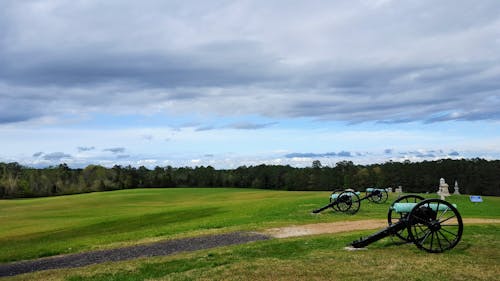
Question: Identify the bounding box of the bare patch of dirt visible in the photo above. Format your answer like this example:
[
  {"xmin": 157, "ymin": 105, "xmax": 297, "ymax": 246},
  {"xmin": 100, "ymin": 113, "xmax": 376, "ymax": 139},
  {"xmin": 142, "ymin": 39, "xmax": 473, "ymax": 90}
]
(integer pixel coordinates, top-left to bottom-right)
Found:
[
  {"xmin": 463, "ymin": 218, "xmax": 500, "ymax": 224},
  {"xmin": 265, "ymin": 218, "xmax": 500, "ymax": 238},
  {"xmin": 265, "ymin": 219, "xmax": 387, "ymax": 238}
]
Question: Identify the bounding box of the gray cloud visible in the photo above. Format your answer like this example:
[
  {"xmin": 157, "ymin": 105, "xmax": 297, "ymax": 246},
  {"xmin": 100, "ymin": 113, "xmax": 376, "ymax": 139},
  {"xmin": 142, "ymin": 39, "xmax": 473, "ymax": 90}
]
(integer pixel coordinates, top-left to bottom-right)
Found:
[
  {"xmin": 415, "ymin": 153, "xmax": 436, "ymax": 158},
  {"xmin": 337, "ymin": 151, "xmax": 353, "ymax": 157},
  {"xmin": 103, "ymin": 147, "xmax": 126, "ymax": 154},
  {"xmin": 384, "ymin": 149, "xmax": 393, "ymax": 155},
  {"xmin": 196, "ymin": 122, "xmax": 277, "ymax": 131},
  {"xmin": 286, "ymin": 153, "xmax": 330, "ymax": 158},
  {"xmin": 77, "ymin": 146, "xmax": 95, "ymax": 152},
  {"xmin": 0, "ymin": 86, "xmax": 47, "ymax": 123},
  {"xmin": 33, "ymin": 152, "xmax": 43, "ymax": 157},
  {"xmin": 285, "ymin": 152, "xmax": 350, "ymax": 158},
  {"xmin": 0, "ymin": 110, "xmax": 39, "ymax": 123},
  {"xmin": 398, "ymin": 150, "xmax": 461, "ymax": 158},
  {"xmin": 226, "ymin": 122, "xmax": 277, "ymax": 130},
  {"xmin": 195, "ymin": 126, "xmax": 215, "ymax": 132},
  {"xmin": 0, "ymin": 1, "xmax": 499, "ymax": 124},
  {"xmin": 42, "ymin": 152, "xmax": 72, "ymax": 161}
]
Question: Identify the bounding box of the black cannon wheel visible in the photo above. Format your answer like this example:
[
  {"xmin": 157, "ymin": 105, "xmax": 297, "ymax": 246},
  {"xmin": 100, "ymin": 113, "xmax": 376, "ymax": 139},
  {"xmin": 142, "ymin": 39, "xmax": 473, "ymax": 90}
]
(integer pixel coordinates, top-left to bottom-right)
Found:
[
  {"xmin": 387, "ymin": 194, "xmax": 425, "ymax": 242},
  {"xmin": 407, "ymin": 199, "xmax": 463, "ymax": 253},
  {"xmin": 336, "ymin": 191, "xmax": 361, "ymax": 214},
  {"xmin": 366, "ymin": 189, "xmax": 388, "ymax": 204},
  {"xmin": 330, "ymin": 189, "xmax": 345, "ymax": 211}
]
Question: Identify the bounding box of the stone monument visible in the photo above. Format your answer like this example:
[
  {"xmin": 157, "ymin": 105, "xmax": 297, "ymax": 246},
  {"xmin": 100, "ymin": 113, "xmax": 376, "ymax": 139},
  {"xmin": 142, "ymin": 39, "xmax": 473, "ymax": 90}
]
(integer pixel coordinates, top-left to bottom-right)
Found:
[
  {"xmin": 453, "ymin": 180, "xmax": 460, "ymax": 195},
  {"xmin": 395, "ymin": 186, "xmax": 403, "ymax": 193},
  {"xmin": 437, "ymin": 178, "xmax": 450, "ymax": 200}
]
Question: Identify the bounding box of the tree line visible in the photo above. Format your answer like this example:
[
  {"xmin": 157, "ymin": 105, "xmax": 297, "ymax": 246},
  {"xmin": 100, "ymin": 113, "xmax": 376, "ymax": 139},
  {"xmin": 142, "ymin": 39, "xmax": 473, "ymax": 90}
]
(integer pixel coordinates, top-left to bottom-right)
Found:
[{"xmin": 1, "ymin": 158, "xmax": 499, "ymax": 199}]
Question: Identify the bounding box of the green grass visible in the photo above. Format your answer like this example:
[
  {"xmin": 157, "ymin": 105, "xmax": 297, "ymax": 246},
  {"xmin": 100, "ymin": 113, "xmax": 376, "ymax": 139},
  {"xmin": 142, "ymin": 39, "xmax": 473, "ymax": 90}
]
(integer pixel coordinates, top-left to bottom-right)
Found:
[
  {"xmin": 0, "ymin": 188, "xmax": 327, "ymax": 262},
  {"xmin": 0, "ymin": 188, "xmax": 499, "ymax": 280},
  {"xmin": 5, "ymin": 224, "xmax": 500, "ymax": 281},
  {"xmin": 67, "ymin": 225, "xmax": 500, "ymax": 281}
]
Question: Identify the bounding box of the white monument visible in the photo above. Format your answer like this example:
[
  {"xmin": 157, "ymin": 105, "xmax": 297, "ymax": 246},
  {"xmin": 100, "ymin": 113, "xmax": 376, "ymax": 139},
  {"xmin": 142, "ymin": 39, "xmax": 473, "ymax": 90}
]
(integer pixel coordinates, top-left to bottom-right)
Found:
[
  {"xmin": 395, "ymin": 186, "xmax": 403, "ymax": 193},
  {"xmin": 437, "ymin": 178, "xmax": 450, "ymax": 200},
  {"xmin": 453, "ymin": 180, "xmax": 460, "ymax": 195}
]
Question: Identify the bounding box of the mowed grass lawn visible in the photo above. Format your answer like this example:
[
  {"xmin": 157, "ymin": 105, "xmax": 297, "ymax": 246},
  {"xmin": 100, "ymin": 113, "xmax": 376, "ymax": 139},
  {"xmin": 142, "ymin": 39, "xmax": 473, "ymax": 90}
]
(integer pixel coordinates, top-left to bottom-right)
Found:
[{"xmin": 1, "ymin": 188, "xmax": 499, "ymax": 281}]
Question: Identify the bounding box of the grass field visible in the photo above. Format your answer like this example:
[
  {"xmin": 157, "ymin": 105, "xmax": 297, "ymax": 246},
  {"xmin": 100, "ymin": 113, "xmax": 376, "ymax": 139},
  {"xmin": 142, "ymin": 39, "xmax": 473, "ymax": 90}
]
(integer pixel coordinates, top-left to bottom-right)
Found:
[{"xmin": 1, "ymin": 188, "xmax": 499, "ymax": 280}]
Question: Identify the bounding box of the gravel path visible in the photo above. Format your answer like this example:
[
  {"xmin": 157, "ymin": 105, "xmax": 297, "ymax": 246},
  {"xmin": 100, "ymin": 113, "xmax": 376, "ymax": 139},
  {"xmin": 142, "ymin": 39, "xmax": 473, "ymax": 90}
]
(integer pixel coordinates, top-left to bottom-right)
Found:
[{"xmin": 0, "ymin": 232, "xmax": 270, "ymax": 277}]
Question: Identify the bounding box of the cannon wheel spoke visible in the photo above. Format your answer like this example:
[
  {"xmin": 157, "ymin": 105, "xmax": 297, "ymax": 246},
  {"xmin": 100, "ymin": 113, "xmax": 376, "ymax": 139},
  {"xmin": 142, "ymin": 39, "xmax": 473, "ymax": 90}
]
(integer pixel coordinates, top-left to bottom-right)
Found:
[
  {"xmin": 414, "ymin": 224, "xmax": 428, "ymax": 239},
  {"xmin": 418, "ymin": 229, "xmax": 432, "ymax": 244},
  {"xmin": 437, "ymin": 230, "xmax": 452, "ymax": 248},
  {"xmin": 435, "ymin": 230, "xmax": 443, "ymax": 251},
  {"xmin": 435, "ymin": 227, "xmax": 457, "ymax": 252},
  {"xmin": 439, "ymin": 215, "xmax": 457, "ymax": 224},
  {"xmin": 439, "ymin": 227, "xmax": 459, "ymax": 237},
  {"xmin": 388, "ymin": 195, "xmax": 425, "ymax": 242},
  {"xmin": 408, "ymin": 199, "xmax": 463, "ymax": 253}
]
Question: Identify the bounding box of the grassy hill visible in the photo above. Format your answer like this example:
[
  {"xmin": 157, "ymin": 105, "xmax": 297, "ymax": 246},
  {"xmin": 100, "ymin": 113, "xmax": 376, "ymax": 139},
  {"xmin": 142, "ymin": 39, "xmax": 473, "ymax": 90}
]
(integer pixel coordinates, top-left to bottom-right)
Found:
[{"xmin": 1, "ymin": 188, "xmax": 499, "ymax": 280}]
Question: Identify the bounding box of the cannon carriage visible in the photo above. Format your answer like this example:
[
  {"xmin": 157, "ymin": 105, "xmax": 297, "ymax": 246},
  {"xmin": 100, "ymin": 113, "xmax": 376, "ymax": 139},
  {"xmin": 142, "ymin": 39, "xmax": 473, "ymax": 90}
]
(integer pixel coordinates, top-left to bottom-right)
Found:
[
  {"xmin": 312, "ymin": 188, "xmax": 389, "ymax": 215},
  {"xmin": 350, "ymin": 195, "xmax": 463, "ymax": 253}
]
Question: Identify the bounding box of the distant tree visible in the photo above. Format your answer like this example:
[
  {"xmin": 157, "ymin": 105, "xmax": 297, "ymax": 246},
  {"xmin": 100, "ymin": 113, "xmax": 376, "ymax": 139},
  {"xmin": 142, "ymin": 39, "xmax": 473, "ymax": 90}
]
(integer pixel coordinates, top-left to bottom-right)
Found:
[{"xmin": 312, "ymin": 160, "xmax": 322, "ymax": 169}]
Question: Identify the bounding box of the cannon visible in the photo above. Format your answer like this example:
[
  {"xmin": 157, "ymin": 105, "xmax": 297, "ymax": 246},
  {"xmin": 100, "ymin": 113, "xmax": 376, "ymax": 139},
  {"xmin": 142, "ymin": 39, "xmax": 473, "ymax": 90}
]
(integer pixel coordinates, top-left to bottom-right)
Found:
[
  {"xmin": 350, "ymin": 195, "xmax": 463, "ymax": 253},
  {"xmin": 312, "ymin": 190, "xmax": 361, "ymax": 214},
  {"xmin": 363, "ymin": 188, "xmax": 388, "ymax": 204},
  {"xmin": 312, "ymin": 188, "xmax": 388, "ymax": 215}
]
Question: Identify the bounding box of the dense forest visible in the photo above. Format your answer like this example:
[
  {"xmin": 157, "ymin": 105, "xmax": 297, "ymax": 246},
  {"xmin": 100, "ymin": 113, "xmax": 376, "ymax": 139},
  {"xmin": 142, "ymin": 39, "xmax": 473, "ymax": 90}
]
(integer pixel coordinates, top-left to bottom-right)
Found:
[{"xmin": 1, "ymin": 158, "xmax": 499, "ymax": 199}]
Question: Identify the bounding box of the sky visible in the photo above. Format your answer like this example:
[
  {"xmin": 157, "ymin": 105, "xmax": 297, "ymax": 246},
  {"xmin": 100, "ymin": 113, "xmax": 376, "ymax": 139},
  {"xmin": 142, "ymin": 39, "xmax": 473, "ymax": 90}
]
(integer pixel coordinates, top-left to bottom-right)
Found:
[{"xmin": 1, "ymin": 0, "xmax": 500, "ymax": 169}]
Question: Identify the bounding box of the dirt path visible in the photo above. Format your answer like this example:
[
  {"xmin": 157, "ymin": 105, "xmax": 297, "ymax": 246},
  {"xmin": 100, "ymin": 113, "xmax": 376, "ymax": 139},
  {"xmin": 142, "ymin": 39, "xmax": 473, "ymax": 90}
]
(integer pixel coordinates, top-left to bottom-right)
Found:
[
  {"xmin": 1, "ymin": 218, "xmax": 498, "ymax": 277},
  {"xmin": 265, "ymin": 218, "xmax": 500, "ymax": 238},
  {"xmin": 265, "ymin": 219, "xmax": 387, "ymax": 238}
]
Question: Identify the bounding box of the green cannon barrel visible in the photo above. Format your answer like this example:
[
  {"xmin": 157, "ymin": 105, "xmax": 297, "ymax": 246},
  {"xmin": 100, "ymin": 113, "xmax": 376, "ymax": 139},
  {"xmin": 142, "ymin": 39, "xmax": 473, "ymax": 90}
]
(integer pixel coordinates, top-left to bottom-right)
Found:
[
  {"xmin": 331, "ymin": 191, "xmax": 360, "ymax": 200},
  {"xmin": 365, "ymin": 188, "xmax": 386, "ymax": 193},
  {"xmin": 392, "ymin": 202, "xmax": 457, "ymax": 213}
]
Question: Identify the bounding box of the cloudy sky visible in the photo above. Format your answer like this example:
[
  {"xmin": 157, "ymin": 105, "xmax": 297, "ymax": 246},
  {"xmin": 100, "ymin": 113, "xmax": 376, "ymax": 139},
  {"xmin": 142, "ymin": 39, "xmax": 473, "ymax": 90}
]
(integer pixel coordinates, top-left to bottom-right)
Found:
[{"xmin": 1, "ymin": 0, "xmax": 499, "ymax": 168}]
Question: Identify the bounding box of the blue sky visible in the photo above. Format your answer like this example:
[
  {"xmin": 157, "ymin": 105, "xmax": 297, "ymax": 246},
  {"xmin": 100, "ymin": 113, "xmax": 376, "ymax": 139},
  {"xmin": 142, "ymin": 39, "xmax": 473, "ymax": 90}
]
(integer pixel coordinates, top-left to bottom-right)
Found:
[{"xmin": 1, "ymin": 0, "xmax": 500, "ymax": 168}]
